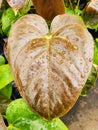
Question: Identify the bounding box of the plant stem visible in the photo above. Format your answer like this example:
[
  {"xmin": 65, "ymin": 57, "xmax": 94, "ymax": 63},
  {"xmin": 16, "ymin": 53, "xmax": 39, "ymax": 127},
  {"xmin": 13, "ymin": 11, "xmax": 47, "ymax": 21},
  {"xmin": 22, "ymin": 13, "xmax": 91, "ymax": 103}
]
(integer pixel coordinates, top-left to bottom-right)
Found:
[{"xmin": 68, "ymin": 0, "xmax": 73, "ymax": 9}]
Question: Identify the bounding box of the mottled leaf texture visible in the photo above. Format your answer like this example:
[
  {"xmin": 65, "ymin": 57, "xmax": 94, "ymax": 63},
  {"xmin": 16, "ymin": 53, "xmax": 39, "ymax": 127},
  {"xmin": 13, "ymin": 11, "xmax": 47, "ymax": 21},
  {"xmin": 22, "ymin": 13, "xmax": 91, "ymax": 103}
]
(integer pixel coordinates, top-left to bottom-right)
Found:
[
  {"xmin": 84, "ymin": 0, "xmax": 98, "ymax": 14},
  {"xmin": 7, "ymin": 14, "xmax": 94, "ymax": 120},
  {"xmin": 6, "ymin": 0, "xmax": 28, "ymax": 11},
  {"xmin": 32, "ymin": 0, "xmax": 65, "ymax": 20}
]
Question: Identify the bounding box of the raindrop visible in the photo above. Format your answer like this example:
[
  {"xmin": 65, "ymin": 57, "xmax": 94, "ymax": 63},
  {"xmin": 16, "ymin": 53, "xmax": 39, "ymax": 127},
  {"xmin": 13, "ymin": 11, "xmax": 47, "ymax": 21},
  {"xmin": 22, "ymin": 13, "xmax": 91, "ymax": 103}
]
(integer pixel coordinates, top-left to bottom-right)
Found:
[
  {"xmin": 59, "ymin": 60, "xmax": 63, "ymax": 64},
  {"xmin": 81, "ymin": 74, "xmax": 85, "ymax": 78},
  {"xmin": 89, "ymin": 58, "xmax": 92, "ymax": 62},
  {"xmin": 84, "ymin": 65, "xmax": 89, "ymax": 73},
  {"xmin": 46, "ymin": 55, "xmax": 49, "ymax": 60},
  {"xmin": 73, "ymin": 45, "xmax": 78, "ymax": 50}
]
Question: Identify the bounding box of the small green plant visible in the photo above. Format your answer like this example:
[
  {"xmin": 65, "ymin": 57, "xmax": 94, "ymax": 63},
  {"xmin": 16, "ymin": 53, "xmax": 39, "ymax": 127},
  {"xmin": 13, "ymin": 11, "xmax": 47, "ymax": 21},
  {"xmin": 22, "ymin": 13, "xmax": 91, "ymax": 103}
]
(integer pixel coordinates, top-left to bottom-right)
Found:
[
  {"xmin": 0, "ymin": 55, "xmax": 13, "ymax": 113},
  {"xmin": 6, "ymin": 99, "xmax": 68, "ymax": 130}
]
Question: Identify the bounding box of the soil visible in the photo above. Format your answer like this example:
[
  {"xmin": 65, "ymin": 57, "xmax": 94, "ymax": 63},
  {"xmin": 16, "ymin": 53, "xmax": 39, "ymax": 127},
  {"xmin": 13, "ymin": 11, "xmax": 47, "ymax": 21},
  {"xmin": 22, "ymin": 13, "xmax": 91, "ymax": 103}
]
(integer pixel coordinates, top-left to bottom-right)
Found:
[{"xmin": 61, "ymin": 80, "xmax": 98, "ymax": 130}]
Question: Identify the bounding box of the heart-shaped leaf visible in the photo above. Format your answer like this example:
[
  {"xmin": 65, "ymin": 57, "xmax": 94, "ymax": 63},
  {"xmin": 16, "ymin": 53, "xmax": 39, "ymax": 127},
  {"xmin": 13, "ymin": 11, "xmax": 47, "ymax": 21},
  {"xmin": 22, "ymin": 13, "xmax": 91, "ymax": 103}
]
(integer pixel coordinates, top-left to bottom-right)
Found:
[{"xmin": 7, "ymin": 14, "xmax": 94, "ymax": 120}]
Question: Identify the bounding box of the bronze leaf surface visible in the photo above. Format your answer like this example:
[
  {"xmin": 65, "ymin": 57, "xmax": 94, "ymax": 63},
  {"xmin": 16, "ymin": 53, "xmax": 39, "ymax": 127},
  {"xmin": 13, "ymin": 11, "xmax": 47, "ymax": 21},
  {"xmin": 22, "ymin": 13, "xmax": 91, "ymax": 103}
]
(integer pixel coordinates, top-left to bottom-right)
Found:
[{"xmin": 7, "ymin": 14, "xmax": 94, "ymax": 120}]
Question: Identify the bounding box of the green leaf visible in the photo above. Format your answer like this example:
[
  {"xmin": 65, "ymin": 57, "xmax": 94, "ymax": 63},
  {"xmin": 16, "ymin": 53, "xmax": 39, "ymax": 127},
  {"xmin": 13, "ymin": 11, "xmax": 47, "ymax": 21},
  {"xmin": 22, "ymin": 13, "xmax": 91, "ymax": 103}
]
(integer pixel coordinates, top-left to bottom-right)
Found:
[
  {"xmin": 0, "ymin": 64, "xmax": 13, "ymax": 89},
  {"xmin": 1, "ymin": 8, "xmax": 20, "ymax": 36},
  {"xmin": 74, "ymin": 8, "xmax": 82, "ymax": 16},
  {"xmin": 66, "ymin": 7, "xmax": 83, "ymax": 22},
  {"xmin": 6, "ymin": 99, "xmax": 68, "ymax": 130},
  {"xmin": 81, "ymin": 65, "xmax": 98, "ymax": 96},
  {"xmin": 0, "ymin": 55, "xmax": 5, "ymax": 66},
  {"xmin": 93, "ymin": 38, "xmax": 98, "ymax": 65},
  {"xmin": 66, "ymin": 7, "xmax": 74, "ymax": 14},
  {"xmin": 0, "ymin": 84, "xmax": 12, "ymax": 99},
  {"xmin": 1, "ymin": 1, "xmax": 32, "ymax": 36}
]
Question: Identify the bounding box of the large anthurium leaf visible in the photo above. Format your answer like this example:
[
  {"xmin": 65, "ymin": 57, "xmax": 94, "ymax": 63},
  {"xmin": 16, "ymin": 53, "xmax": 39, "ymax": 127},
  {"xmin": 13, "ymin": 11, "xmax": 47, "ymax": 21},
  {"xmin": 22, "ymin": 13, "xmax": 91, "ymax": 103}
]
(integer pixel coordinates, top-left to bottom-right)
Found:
[
  {"xmin": 7, "ymin": 14, "xmax": 94, "ymax": 120},
  {"xmin": 6, "ymin": 99, "xmax": 68, "ymax": 130},
  {"xmin": 0, "ymin": 64, "xmax": 13, "ymax": 89}
]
